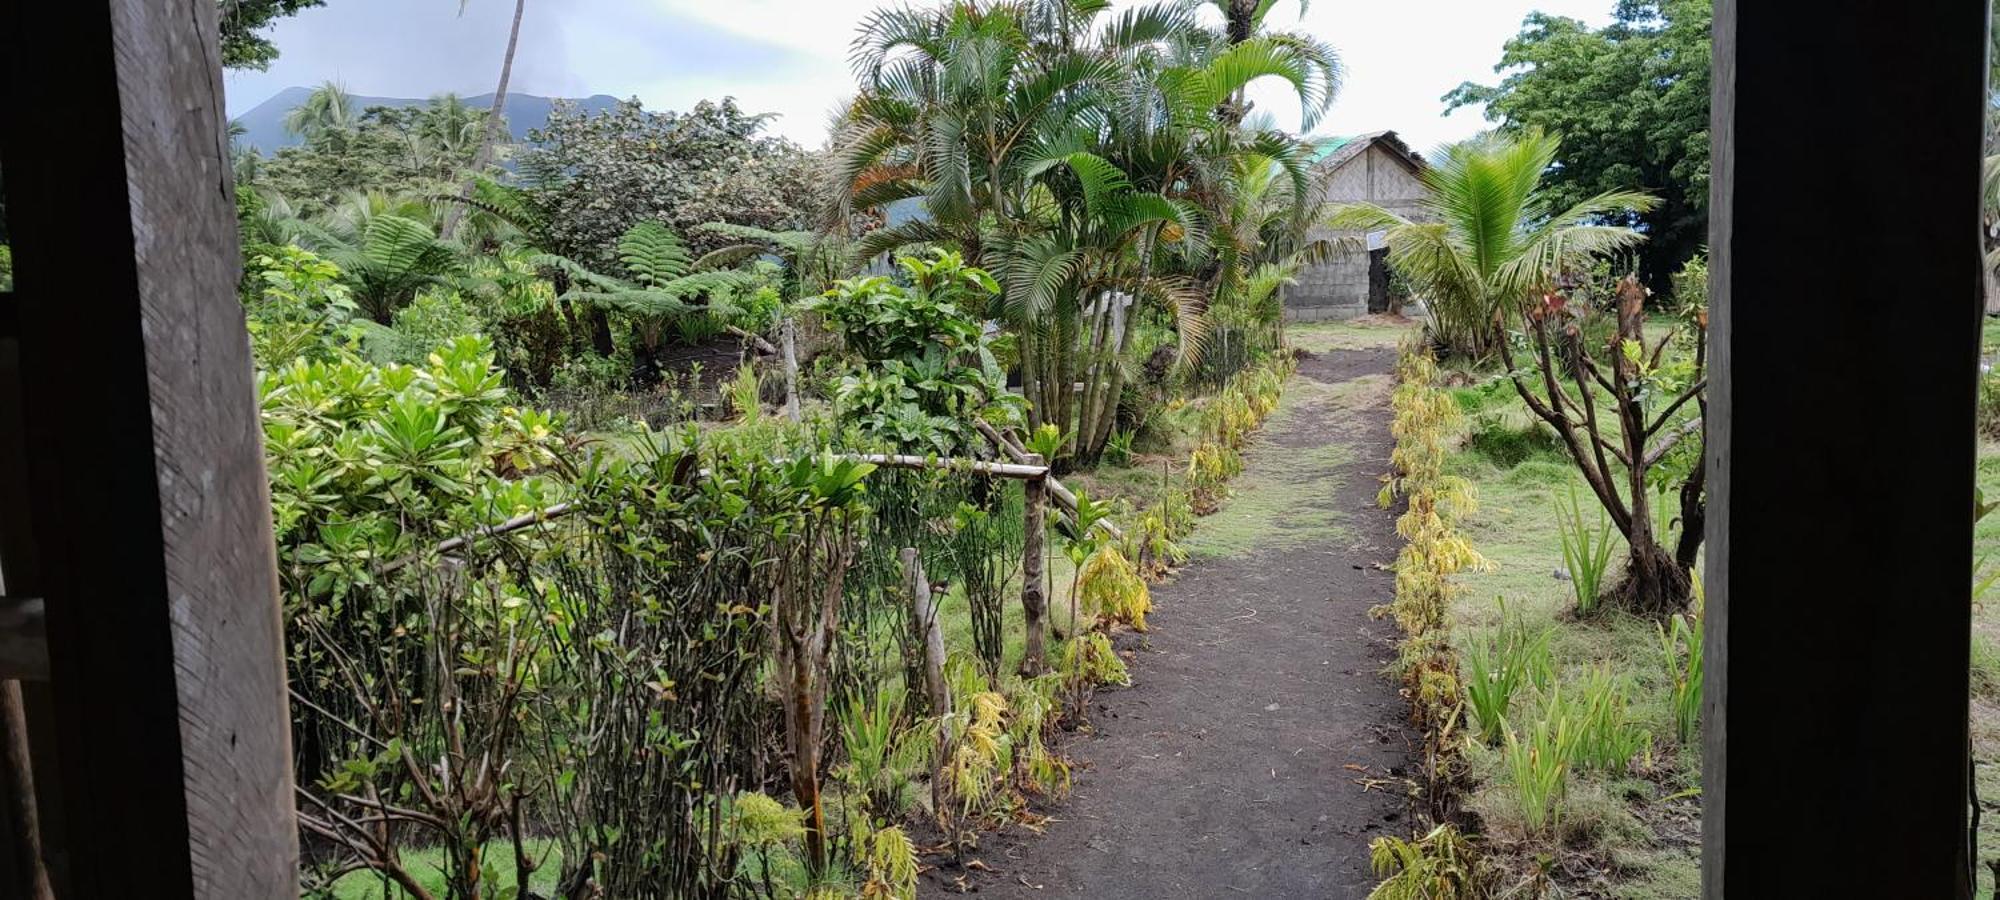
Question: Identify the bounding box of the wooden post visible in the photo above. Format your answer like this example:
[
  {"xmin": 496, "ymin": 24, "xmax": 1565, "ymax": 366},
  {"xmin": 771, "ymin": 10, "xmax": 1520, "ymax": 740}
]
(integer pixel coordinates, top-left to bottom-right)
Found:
[
  {"xmin": 2, "ymin": 2, "xmax": 297, "ymax": 896},
  {"xmin": 1021, "ymin": 456, "xmax": 1049, "ymax": 676},
  {"xmin": 0, "ymin": 684, "xmax": 49, "ymax": 900},
  {"xmin": 900, "ymin": 548, "xmax": 950, "ymax": 719},
  {"xmin": 782, "ymin": 316, "xmax": 803, "ymax": 424},
  {"xmin": 1704, "ymin": 0, "xmax": 1982, "ymax": 895}
]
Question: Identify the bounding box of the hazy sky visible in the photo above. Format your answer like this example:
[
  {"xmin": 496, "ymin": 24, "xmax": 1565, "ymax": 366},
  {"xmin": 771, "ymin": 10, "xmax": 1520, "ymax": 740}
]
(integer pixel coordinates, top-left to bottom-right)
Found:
[{"xmin": 223, "ymin": 0, "xmax": 1612, "ymax": 152}]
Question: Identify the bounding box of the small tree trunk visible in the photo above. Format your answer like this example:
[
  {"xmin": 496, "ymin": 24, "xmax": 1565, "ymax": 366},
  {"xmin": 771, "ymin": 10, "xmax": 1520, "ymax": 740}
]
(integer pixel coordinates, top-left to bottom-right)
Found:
[
  {"xmin": 902, "ymin": 548, "xmax": 950, "ymax": 719},
  {"xmin": 781, "ymin": 316, "xmax": 802, "ymax": 423},
  {"xmin": 1020, "ymin": 462, "xmax": 1049, "ymax": 676}
]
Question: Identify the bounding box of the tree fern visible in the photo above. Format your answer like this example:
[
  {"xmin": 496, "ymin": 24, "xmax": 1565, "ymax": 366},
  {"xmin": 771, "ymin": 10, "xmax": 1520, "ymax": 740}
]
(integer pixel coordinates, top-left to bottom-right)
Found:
[{"xmin": 616, "ymin": 222, "xmax": 694, "ymax": 289}]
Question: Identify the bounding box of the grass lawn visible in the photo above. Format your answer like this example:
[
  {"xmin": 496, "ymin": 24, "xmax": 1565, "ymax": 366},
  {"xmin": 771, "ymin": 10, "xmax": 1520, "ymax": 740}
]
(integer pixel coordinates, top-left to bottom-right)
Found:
[{"xmin": 1438, "ymin": 358, "xmax": 1703, "ymax": 898}]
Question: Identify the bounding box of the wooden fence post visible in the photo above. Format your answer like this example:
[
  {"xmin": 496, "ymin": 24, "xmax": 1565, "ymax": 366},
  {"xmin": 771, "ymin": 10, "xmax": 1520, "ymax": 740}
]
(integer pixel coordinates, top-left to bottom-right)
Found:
[
  {"xmin": 901, "ymin": 548, "xmax": 950, "ymax": 718},
  {"xmin": 1021, "ymin": 456, "xmax": 1049, "ymax": 676}
]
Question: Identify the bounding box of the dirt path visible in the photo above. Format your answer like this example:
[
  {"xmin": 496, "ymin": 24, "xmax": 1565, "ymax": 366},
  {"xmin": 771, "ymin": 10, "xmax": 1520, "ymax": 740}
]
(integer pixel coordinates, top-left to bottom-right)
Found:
[{"xmin": 927, "ymin": 343, "xmax": 1412, "ymax": 898}]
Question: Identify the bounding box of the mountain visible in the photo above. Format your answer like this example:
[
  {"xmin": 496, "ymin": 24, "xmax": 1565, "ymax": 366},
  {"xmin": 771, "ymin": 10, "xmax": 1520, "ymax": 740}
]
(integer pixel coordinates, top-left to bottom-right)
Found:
[{"xmin": 232, "ymin": 87, "xmax": 622, "ymax": 154}]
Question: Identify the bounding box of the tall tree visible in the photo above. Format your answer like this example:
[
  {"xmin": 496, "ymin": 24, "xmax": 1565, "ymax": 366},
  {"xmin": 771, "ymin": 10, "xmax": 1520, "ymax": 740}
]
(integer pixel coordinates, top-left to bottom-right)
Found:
[
  {"xmin": 1206, "ymin": 0, "xmax": 1342, "ymax": 128},
  {"xmin": 218, "ymin": 0, "xmax": 326, "ymax": 70},
  {"xmin": 440, "ymin": 0, "xmax": 528, "ymax": 242},
  {"xmin": 1443, "ymin": 0, "xmax": 1710, "ymax": 292}
]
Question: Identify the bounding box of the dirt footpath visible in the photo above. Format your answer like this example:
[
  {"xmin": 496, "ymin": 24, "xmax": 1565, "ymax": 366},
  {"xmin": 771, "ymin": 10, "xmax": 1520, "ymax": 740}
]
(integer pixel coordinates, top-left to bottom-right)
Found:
[{"xmin": 926, "ymin": 344, "xmax": 1413, "ymax": 898}]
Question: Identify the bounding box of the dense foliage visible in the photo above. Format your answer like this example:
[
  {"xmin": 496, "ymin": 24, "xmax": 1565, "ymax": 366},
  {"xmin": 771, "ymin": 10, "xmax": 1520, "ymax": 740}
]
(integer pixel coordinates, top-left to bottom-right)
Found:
[
  {"xmin": 519, "ymin": 98, "xmax": 823, "ymax": 265},
  {"xmin": 219, "ymin": 0, "xmax": 326, "ymax": 70},
  {"xmin": 1444, "ymin": 0, "xmax": 1712, "ymax": 290},
  {"xmin": 219, "ymin": 2, "xmax": 1329, "ymax": 896},
  {"xmin": 243, "ymin": 91, "xmax": 489, "ymax": 213},
  {"xmin": 833, "ymin": 0, "xmax": 1336, "ymax": 464}
]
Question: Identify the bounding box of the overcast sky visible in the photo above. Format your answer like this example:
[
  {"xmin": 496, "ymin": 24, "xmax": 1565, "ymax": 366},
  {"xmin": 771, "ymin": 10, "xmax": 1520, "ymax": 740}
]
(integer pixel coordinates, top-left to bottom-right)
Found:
[{"xmin": 223, "ymin": 0, "xmax": 1612, "ymax": 152}]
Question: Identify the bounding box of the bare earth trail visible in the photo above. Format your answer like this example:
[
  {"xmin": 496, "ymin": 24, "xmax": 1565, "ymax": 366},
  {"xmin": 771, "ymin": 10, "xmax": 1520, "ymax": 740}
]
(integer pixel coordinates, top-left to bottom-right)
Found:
[{"xmin": 928, "ymin": 341, "xmax": 1413, "ymax": 898}]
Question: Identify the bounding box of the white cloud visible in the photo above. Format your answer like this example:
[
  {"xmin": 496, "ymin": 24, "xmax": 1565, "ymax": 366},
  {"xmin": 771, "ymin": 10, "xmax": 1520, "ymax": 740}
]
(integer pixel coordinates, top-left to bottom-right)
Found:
[{"xmin": 228, "ymin": 0, "xmax": 1616, "ymax": 151}]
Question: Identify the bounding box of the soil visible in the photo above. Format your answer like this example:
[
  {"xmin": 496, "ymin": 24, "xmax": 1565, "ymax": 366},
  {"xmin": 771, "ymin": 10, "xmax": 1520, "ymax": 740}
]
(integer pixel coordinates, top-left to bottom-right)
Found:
[{"xmin": 924, "ymin": 346, "xmax": 1414, "ymax": 898}]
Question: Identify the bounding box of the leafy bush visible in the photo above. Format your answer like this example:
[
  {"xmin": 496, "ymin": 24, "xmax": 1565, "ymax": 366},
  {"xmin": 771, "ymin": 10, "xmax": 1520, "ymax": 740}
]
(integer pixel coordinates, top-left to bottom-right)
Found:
[
  {"xmin": 1079, "ymin": 544, "xmax": 1152, "ymax": 631},
  {"xmin": 368, "ymin": 286, "xmax": 486, "ymax": 365},
  {"xmin": 244, "ymin": 245, "xmax": 363, "ymax": 366},
  {"xmin": 811, "ymin": 250, "xmax": 1022, "ymax": 454},
  {"xmin": 260, "ymin": 334, "xmax": 564, "ymax": 592},
  {"xmin": 1368, "ymin": 824, "xmax": 1482, "ymax": 900}
]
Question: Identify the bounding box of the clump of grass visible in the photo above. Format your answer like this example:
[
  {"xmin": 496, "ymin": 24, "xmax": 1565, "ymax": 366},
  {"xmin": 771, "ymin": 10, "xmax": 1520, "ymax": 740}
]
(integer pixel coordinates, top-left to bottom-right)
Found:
[
  {"xmin": 728, "ymin": 362, "xmax": 761, "ymax": 423},
  {"xmin": 1567, "ymin": 664, "xmax": 1651, "ymax": 775},
  {"xmin": 1503, "ymin": 698, "xmax": 1575, "ymax": 837},
  {"xmin": 1463, "ymin": 410, "xmax": 1565, "ymax": 468},
  {"xmin": 1657, "ymin": 576, "xmax": 1706, "ymax": 746},
  {"xmin": 1973, "ymin": 633, "xmax": 2000, "ymax": 699},
  {"xmin": 1464, "ymin": 599, "xmax": 1554, "ymax": 745},
  {"xmin": 1555, "ymin": 485, "xmax": 1618, "ymax": 616}
]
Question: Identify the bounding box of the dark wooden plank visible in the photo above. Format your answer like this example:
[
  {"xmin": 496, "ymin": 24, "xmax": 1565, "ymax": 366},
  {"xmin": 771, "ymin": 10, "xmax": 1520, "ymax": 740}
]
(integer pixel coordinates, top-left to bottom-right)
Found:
[
  {"xmin": 1704, "ymin": 1, "xmax": 1983, "ymax": 895},
  {"xmin": 1, "ymin": 1, "xmax": 296, "ymax": 897}
]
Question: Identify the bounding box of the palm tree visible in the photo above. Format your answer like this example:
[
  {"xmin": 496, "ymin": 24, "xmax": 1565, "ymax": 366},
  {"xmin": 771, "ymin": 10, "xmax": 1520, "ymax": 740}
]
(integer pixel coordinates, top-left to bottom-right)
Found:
[
  {"xmin": 835, "ymin": 0, "xmax": 1332, "ymax": 464},
  {"xmin": 440, "ymin": 0, "xmax": 527, "ymax": 241},
  {"xmin": 1331, "ymin": 131, "xmax": 1706, "ymax": 614},
  {"xmin": 1327, "ymin": 131, "xmax": 1656, "ymax": 358},
  {"xmin": 1204, "ymin": 0, "xmax": 1343, "ymax": 128},
  {"xmin": 283, "ymin": 81, "xmax": 357, "ymax": 141}
]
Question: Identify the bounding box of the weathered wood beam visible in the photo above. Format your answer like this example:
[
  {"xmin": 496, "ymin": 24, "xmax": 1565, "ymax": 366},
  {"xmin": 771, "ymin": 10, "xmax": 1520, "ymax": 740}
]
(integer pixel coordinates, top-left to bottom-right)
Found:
[
  {"xmin": 973, "ymin": 420, "xmax": 1124, "ymax": 539},
  {"xmin": 4, "ymin": 2, "xmax": 297, "ymax": 896},
  {"xmin": 1704, "ymin": 0, "xmax": 1982, "ymax": 894},
  {"xmin": 845, "ymin": 453, "xmax": 1049, "ymax": 480}
]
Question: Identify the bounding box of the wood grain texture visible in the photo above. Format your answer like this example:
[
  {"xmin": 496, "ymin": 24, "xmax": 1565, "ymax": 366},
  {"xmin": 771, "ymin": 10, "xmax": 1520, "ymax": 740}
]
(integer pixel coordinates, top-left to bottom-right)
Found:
[
  {"xmin": 2, "ymin": 1, "xmax": 295, "ymax": 897},
  {"xmin": 112, "ymin": 1, "xmax": 298, "ymax": 894}
]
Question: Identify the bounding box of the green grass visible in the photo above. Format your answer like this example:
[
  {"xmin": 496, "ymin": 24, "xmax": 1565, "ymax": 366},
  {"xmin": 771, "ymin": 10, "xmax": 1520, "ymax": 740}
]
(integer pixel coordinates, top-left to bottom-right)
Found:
[
  {"xmin": 1284, "ymin": 317, "xmax": 1412, "ymax": 353},
  {"xmin": 1443, "ymin": 377, "xmax": 1700, "ymax": 894},
  {"xmin": 1182, "ymin": 373, "xmax": 1381, "ymax": 560},
  {"xmin": 329, "ymin": 840, "xmax": 563, "ymax": 899}
]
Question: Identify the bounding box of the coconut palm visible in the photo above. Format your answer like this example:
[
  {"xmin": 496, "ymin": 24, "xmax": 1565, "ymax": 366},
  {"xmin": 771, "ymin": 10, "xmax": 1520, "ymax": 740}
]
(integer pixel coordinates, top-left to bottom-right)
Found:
[
  {"xmin": 1326, "ymin": 130, "xmax": 1656, "ymax": 358},
  {"xmin": 283, "ymin": 81, "xmax": 358, "ymax": 141},
  {"xmin": 441, "ymin": 0, "xmax": 527, "ymax": 240},
  {"xmin": 1204, "ymin": 0, "xmax": 1343, "ymax": 128}
]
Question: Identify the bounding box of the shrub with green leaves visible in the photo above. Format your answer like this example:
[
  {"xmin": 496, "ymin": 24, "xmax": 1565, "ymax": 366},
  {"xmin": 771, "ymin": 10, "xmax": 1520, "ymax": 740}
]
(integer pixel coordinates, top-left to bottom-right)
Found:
[
  {"xmin": 811, "ymin": 250, "xmax": 1022, "ymax": 454},
  {"xmin": 260, "ymin": 333, "xmax": 564, "ymax": 597},
  {"xmin": 244, "ymin": 245, "xmax": 363, "ymax": 366},
  {"xmin": 1368, "ymin": 824, "xmax": 1482, "ymax": 900}
]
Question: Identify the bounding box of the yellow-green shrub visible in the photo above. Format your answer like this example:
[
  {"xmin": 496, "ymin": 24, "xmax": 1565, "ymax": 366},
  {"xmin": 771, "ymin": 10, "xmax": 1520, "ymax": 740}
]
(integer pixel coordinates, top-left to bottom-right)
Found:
[
  {"xmin": 1371, "ymin": 342, "xmax": 1490, "ymax": 886},
  {"xmin": 1079, "ymin": 545, "xmax": 1152, "ymax": 631}
]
